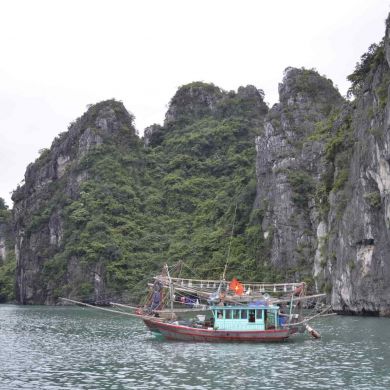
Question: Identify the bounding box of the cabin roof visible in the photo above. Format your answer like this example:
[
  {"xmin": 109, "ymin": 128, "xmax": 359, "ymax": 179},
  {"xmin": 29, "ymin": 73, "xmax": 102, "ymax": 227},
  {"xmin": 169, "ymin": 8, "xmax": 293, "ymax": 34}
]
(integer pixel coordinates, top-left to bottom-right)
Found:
[{"xmin": 211, "ymin": 304, "xmax": 279, "ymax": 310}]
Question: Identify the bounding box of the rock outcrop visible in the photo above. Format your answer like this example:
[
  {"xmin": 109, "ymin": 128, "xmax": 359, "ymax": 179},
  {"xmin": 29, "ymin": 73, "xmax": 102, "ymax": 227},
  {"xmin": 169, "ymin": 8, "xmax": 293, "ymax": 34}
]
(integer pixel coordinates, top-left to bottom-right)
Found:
[
  {"xmin": 255, "ymin": 68, "xmax": 344, "ymax": 279},
  {"xmin": 254, "ymin": 20, "xmax": 390, "ymax": 315},
  {"xmin": 164, "ymin": 82, "xmax": 267, "ymax": 127},
  {"xmin": 327, "ymin": 28, "xmax": 390, "ymax": 315},
  {"xmin": 13, "ymin": 85, "xmax": 269, "ymax": 304},
  {"xmin": 12, "ymin": 100, "xmax": 139, "ymax": 304}
]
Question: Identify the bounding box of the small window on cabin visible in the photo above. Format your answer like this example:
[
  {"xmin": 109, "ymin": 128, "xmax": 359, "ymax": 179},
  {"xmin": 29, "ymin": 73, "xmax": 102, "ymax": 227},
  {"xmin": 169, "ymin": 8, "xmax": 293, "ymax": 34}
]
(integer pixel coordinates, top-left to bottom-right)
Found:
[
  {"xmin": 233, "ymin": 309, "xmax": 240, "ymax": 319},
  {"xmin": 256, "ymin": 309, "xmax": 263, "ymax": 320},
  {"xmin": 225, "ymin": 309, "xmax": 232, "ymax": 319},
  {"xmin": 217, "ymin": 310, "xmax": 223, "ymax": 319},
  {"xmin": 249, "ymin": 309, "xmax": 256, "ymax": 323},
  {"xmin": 241, "ymin": 310, "xmax": 247, "ymax": 319}
]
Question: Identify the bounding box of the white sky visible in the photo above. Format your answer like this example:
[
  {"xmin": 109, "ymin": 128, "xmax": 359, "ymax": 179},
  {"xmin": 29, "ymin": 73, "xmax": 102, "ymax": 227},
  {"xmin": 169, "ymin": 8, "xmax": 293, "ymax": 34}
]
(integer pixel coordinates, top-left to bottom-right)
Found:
[{"xmin": 1, "ymin": 0, "xmax": 390, "ymax": 208}]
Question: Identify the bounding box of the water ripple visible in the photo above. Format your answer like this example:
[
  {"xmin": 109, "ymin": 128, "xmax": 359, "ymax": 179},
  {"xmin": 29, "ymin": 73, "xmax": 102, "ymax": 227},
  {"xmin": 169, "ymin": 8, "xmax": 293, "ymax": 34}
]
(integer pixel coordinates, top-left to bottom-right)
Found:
[{"xmin": 1, "ymin": 305, "xmax": 390, "ymax": 389}]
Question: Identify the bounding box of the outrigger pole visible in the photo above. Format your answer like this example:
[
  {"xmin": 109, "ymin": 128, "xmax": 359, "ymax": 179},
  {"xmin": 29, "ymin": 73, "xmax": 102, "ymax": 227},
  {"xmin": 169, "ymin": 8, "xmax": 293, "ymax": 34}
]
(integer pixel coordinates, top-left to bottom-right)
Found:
[{"xmin": 58, "ymin": 297, "xmax": 149, "ymax": 320}]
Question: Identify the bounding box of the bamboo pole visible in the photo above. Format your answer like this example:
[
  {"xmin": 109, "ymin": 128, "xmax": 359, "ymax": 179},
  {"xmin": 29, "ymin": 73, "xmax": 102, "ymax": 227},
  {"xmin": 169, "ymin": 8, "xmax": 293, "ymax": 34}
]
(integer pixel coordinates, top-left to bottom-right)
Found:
[
  {"xmin": 110, "ymin": 302, "xmax": 139, "ymax": 310},
  {"xmin": 283, "ymin": 305, "xmax": 333, "ymax": 327},
  {"xmin": 59, "ymin": 297, "xmax": 150, "ymax": 319}
]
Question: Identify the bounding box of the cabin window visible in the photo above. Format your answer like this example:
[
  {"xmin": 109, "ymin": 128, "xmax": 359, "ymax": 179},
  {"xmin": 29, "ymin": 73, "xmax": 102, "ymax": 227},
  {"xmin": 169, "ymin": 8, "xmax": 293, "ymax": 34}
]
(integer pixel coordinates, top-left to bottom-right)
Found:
[
  {"xmin": 233, "ymin": 309, "xmax": 240, "ymax": 319},
  {"xmin": 241, "ymin": 310, "xmax": 247, "ymax": 319},
  {"xmin": 225, "ymin": 309, "xmax": 232, "ymax": 319},
  {"xmin": 217, "ymin": 310, "xmax": 224, "ymax": 319},
  {"xmin": 256, "ymin": 309, "xmax": 263, "ymax": 320},
  {"xmin": 249, "ymin": 309, "xmax": 256, "ymax": 323}
]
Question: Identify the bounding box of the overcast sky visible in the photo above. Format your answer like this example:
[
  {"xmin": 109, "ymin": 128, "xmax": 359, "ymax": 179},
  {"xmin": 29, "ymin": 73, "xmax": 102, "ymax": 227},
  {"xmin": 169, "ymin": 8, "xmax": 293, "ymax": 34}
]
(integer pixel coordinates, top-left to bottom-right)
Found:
[{"xmin": 1, "ymin": 0, "xmax": 390, "ymax": 207}]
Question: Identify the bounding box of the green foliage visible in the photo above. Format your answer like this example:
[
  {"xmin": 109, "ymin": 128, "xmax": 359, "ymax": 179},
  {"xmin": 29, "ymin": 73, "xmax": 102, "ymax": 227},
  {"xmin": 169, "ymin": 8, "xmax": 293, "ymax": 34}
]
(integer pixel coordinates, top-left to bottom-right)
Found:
[
  {"xmin": 308, "ymin": 110, "xmax": 354, "ymax": 220},
  {"xmin": 347, "ymin": 260, "xmax": 356, "ymax": 270},
  {"xmin": 20, "ymin": 91, "xmax": 339, "ymax": 301},
  {"xmin": 364, "ymin": 191, "xmax": 381, "ymax": 209},
  {"xmin": 0, "ymin": 207, "xmax": 16, "ymax": 302},
  {"xmin": 293, "ymin": 68, "xmax": 326, "ymax": 97},
  {"xmin": 28, "ymin": 100, "xmax": 279, "ymax": 300},
  {"xmin": 287, "ymin": 170, "xmax": 315, "ymax": 209},
  {"xmin": 0, "ymin": 258, "xmax": 16, "ymax": 302},
  {"xmin": 333, "ymin": 169, "xmax": 349, "ymax": 192},
  {"xmin": 0, "ymin": 197, "xmax": 8, "ymax": 210},
  {"xmin": 324, "ymin": 115, "xmax": 353, "ymax": 163},
  {"xmin": 347, "ymin": 40, "xmax": 385, "ymax": 97},
  {"xmin": 315, "ymin": 168, "xmax": 333, "ymax": 219},
  {"xmin": 375, "ymin": 72, "xmax": 390, "ymax": 110},
  {"xmin": 324, "ymin": 282, "xmax": 332, "ymax": 294}
]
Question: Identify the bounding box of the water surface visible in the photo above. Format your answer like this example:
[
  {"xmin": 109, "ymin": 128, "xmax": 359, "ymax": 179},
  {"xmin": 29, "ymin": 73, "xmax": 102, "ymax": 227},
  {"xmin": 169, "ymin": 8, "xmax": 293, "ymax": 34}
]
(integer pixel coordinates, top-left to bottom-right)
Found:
[{"xmin": 1, "ymin": 305, "xmax": 389, "ymax": 389}]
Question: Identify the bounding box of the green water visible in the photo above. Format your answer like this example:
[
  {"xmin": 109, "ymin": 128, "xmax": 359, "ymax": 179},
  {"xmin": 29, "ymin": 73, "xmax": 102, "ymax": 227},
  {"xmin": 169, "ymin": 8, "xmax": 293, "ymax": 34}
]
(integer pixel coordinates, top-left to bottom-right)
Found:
[{"xmin": 0, "ymin": 305, "xmax": 389, "ymax": 389}]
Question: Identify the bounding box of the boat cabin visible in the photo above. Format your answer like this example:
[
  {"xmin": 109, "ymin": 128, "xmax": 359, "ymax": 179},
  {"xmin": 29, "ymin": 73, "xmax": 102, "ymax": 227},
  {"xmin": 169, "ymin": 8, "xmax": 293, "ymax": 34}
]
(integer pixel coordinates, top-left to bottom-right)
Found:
[{"xmin": 211, "ymin": 304, "xmax": 282, "ymax": 331}]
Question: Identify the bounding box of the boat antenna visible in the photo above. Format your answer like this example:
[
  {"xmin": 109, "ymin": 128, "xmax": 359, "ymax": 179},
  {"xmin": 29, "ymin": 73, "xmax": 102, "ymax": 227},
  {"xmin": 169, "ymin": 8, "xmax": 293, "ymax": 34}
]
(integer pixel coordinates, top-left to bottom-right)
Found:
[{"xmin": 222, "ymin": 201, "xmax": 238, "ymax": 281}]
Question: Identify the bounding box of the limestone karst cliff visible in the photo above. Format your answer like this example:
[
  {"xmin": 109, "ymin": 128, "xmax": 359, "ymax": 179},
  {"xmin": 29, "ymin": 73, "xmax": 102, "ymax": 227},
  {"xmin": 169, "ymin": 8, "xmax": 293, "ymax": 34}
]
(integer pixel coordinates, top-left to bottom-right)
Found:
[
  {"xmin": 12, "ymin": 84, "xmax": 269, "ymax": 304},
  {"xmin": 255, "ymin": 67, "xmax": 344, "ymax": 277},
  {"xmin": 254, "ymin": 21, "xmax": 390, "ymax": 315},
  {"xmin": 0, "ymin": 199, "xmax": 15, "ymax": 302},
  {"xmin": 327, "ymin": 28, "xmax": 390, "ymax": 315},
  {"xmin": 8, "ymin": 17, "xmax": 390, "ymax": 315},
  {"xmin": 12, "ymin": 101, "xmax": 141, "ymax": 303}
]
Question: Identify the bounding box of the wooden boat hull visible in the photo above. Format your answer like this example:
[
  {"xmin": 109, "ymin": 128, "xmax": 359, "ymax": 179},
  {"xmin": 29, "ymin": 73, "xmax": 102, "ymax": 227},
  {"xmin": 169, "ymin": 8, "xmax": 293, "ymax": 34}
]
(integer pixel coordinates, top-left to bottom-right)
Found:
[{"xmin": 143, "ymin": 318, "xmax": 290, "ymax": 342}]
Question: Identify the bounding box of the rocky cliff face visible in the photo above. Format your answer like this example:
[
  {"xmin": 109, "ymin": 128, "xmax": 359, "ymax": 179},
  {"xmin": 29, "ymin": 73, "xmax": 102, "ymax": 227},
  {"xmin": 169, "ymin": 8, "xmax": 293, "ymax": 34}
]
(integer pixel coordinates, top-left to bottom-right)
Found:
[
  {"xmin": 327, "ymin": 28, "xmax": 390, "ymax": 315},
  {"xmin": 145, "ymin": 82, "xmax": 267, "ymax": 147},
  {"xmin": 0, "ymin": 202, "xmax": 15, "ymax": 302},
  {"xmin": 12, "ymin": 100, "xmax": 139, "ymax": 304},
  {"xmin": 255, "ymin": 68, "xmax": 344, "ymax": 280},
  {"xmin": 254, "ymin": 21, "xmax": 390, "ymax": 315},
  {"xmin": 13, "ymin": 84, "xmax": 269, "ymax": 304}
]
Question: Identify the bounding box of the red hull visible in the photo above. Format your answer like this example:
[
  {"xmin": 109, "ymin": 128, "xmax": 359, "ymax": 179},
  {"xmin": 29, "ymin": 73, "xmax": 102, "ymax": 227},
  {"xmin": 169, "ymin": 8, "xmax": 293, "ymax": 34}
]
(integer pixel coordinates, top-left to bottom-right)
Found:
[{"xmin": 143, "ymin": 318, "xmax": 290, "ymax": 342}]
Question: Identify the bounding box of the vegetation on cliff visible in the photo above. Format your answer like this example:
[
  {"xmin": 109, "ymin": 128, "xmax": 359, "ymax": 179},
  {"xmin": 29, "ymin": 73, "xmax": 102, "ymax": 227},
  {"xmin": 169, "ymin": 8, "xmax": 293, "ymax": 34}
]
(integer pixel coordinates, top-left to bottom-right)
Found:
[
  {"xmin": 10, "ymin": 16, "xmax": 390, "ymax": 312},
  {"xmin": 0, "ymin": 198, "xmax": 15, "ymax": 302},
  {"xmin": 14, "ymin": 87, "xmax": 288, "ymax": 303}
]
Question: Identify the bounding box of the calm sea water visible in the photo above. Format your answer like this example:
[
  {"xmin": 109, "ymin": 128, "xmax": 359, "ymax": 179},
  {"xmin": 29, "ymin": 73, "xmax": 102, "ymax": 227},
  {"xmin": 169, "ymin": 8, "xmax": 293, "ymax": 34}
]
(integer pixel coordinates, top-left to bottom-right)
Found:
[{"xmin": 0, "ymin": 305, "xmax": 389, "ymax": 390}]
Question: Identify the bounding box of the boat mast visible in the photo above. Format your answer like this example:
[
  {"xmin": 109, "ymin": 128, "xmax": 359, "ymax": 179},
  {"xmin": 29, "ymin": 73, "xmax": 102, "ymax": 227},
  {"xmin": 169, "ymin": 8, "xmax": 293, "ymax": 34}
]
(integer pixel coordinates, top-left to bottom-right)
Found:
[{"xmin": 165, "ymin": 263, "xmax": 174, "ymax": 318}]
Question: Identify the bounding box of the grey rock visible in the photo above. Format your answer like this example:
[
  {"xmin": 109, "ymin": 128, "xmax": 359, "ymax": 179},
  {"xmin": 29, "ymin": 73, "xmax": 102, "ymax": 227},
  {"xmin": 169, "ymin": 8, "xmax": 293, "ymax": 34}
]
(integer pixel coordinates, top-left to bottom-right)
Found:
[
  {"xmin": 255, "ymin": 68, "xmax": 344, "ymax": 277},
  {"xmin": 13, "ymin": 100, "xmax": 137, "ymax": 304}
]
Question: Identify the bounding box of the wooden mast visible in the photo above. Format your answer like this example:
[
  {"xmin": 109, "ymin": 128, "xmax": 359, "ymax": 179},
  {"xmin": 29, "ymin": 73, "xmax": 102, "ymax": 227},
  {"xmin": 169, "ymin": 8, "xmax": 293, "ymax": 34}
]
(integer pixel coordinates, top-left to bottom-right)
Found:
[{"xmin": 165, "ymin": 263, "xmax": 175, "ymax": 319}]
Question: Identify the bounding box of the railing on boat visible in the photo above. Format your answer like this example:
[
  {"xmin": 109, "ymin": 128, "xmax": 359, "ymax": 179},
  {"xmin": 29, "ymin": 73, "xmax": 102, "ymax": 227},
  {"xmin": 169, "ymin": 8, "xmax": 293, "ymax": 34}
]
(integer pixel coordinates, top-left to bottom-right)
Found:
[{"xmin": 167, "ymin": 278, "xmax": 302, "ymax": 293}]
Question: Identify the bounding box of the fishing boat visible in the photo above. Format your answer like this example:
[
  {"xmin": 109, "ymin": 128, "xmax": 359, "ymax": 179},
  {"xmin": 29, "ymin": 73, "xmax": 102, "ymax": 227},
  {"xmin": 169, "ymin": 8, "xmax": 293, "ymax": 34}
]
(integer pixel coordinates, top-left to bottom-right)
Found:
[
  {"xmin": 143, "ymin": 303, "xmax": 292, "ymax": 342},
  {"xmin": 60, "ymin": 263, "xmax": 329, "ymax": 342},
  {"xmin": 132, "ymin": 264, "xmax": 327, "ymax": 342}
]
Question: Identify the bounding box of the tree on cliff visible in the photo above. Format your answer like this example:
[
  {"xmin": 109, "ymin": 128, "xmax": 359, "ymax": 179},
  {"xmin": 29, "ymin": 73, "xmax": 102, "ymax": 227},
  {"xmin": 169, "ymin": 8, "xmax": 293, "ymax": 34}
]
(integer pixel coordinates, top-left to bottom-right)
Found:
[{"xmin": 0, "ymin": 197, "xmax": 8, "ymax": 210}]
